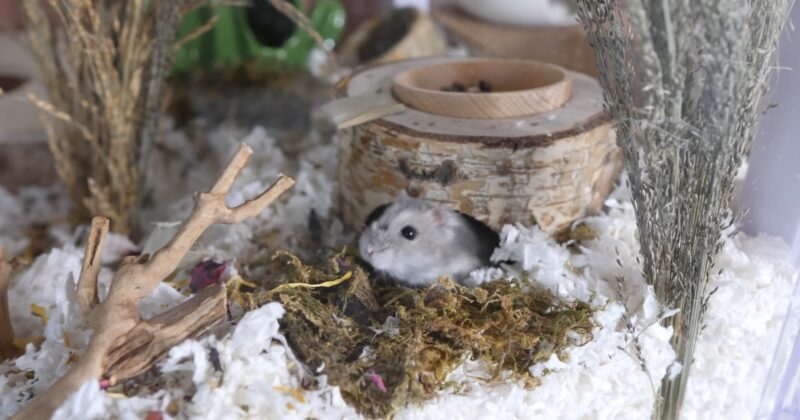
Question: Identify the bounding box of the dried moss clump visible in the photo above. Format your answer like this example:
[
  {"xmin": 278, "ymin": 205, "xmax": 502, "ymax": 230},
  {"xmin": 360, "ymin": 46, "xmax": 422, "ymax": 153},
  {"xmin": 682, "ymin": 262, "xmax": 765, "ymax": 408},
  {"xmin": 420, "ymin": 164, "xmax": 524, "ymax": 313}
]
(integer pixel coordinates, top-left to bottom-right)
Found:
[{"xmin": 247, "ymin": 250, "xmax": 594, "ymax": 418}]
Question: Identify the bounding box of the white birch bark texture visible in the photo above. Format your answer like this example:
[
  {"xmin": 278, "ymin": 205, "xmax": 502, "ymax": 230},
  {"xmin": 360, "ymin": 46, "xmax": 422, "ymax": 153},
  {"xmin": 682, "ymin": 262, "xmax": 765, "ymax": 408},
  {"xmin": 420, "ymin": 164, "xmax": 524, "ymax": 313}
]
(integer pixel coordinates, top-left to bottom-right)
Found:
[{"xmin": 337, "ymin": 57, "xmax": 621, "ymax": 234}]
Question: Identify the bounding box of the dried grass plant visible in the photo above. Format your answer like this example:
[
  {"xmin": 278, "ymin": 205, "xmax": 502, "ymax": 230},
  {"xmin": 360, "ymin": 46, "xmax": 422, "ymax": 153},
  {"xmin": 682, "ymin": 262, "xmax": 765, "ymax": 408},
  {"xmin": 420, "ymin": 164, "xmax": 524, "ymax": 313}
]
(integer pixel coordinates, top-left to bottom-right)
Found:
[
  {"xmin": 575, "ymin": 1, "xmax": 793, "ymax": 418},
  {"xmin": 23, "ymin": 0, "xmax": 333, "ymax": 236},
  {"xmin": 23, "ymin": 0, "xmax": 208, "ymax": 236}
]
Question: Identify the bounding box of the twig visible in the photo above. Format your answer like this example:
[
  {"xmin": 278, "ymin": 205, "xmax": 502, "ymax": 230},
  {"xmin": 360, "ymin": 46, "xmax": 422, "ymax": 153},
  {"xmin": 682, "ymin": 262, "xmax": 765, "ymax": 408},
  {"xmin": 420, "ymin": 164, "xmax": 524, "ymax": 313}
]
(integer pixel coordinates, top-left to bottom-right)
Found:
[
  {"xmin": 10, "ymin": 143, "xmax": 295, "ymax": 419},
  {"xmin": 0, "ymin": 248, "xmax": 19, "ymax": 360},
  {"xmin": 173, "ymin": 14, "xmax": 219, "ymax": 52},
  {"xmin": 268, "ymin": 0, "xmax": 339, "ymax": 68},
  {"xmin": 76, "ymin": 218, "xmax": 109, "ymax": 316}
]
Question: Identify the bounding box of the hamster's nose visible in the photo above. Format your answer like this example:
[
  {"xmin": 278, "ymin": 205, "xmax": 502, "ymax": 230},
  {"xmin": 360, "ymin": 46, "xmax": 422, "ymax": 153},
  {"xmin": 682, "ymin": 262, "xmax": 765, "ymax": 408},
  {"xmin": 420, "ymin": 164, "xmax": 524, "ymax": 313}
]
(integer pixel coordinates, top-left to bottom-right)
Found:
[{"xmin": 366, "ymin": 248, "xmax": 374, "ymax": 256}]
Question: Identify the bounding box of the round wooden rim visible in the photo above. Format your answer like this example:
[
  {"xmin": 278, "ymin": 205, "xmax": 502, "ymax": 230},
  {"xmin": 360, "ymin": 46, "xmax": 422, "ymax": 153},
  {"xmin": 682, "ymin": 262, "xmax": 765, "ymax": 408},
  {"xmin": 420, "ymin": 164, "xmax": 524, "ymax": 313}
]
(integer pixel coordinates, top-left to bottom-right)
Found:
[
  {"xmin": 344, "ymin": 56, "xmax": 610, "ymax": 148},
  {"xmin": 391, "ymin": 58, "xmax": 572, "ymax": 118}
]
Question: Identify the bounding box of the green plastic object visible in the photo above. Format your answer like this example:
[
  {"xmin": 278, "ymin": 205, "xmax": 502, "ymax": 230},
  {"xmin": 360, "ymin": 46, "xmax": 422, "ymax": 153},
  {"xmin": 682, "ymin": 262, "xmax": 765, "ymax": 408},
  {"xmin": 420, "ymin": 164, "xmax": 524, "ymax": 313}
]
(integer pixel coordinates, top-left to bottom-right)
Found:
[{"xmin": 173, "ymin": 0, "xmax": 345, "ymax": 73}]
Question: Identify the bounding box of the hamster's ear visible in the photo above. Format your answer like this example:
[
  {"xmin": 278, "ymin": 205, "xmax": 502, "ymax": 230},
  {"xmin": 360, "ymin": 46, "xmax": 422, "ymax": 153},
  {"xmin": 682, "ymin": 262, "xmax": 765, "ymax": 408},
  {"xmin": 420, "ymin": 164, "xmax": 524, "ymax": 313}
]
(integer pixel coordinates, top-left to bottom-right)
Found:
[
  {"xmin": 430, "ymin": 205, "xmax": 455, "ymax": 228},
  {"xmin": 395, "ymin": 190, "xmax": 415, "ymax": 206},
  {"xmin": 364, "ymin": 203, "xmax": 390, "ymax": 228}
]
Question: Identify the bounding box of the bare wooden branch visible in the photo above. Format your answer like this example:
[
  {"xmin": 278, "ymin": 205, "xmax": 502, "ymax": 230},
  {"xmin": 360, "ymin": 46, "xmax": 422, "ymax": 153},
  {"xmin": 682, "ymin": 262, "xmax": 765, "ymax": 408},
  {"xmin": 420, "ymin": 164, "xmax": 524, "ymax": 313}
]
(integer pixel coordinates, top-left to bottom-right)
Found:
[
  {"xmin": 0, "ymin": 247, "xmax": 19, "ymax": 360},
  {"xmin": 77, "ymin": 218, "xmax": 109, "ymax": 316},
  {"xmin": 104, "ymin": 283, "xmax": 226, "ymax": 380},
  {"xmin": 210, "ymin": 143, "xmax": 253, "ymax": 194},
  {"xmin": 144, "ymin": 145, "xmax": 295, "ymax": 289},
  {"xmin": 221, "ymin": 175, "xmax": 295, "ymax": 224},
  {"xmin": 10, "ymin": 143, "xmax": 295, "ymax": 419},
  {"xmin": 173, "ymin": 14, "xmax": 219, "ymax": 53}
]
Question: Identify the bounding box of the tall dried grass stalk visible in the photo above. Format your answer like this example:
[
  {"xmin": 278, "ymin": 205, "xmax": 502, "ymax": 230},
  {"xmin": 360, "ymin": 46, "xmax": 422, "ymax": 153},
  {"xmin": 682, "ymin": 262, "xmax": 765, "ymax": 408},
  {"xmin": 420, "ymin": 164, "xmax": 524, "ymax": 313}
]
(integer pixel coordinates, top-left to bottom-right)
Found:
[
  {"xmin": 23, "ymin": 0, "xmax": 331, "ymax": 235},
  {"xmin": 575, "ymin": 0, "xmax": 793, "ymax": 418},
  {"xmin": 23, "ymin": 0, "xmax": 201, "ymax": 235}
]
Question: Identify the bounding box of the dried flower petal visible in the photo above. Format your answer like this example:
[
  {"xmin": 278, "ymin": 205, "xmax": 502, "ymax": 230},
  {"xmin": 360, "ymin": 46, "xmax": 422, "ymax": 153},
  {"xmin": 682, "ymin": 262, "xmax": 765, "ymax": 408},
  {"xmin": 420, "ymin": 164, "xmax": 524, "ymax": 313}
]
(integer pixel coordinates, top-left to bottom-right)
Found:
[
  {"xmin": 190, "ymin": 260, "xmax": 227, "ymax": 293},
  {"xmin": 145, "ymin": 410, "xmax": 164, "ymax": 420},
  {"xmin": 367, "ymin": 369, "xmax": 387, "ymax": 393}
]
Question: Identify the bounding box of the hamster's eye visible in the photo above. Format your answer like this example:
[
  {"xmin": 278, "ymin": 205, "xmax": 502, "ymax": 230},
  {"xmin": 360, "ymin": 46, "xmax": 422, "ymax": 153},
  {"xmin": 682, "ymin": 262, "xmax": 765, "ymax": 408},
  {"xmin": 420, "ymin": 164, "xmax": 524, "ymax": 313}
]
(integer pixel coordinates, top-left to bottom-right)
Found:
[{"xmin": 400, "ymin": 225, "xmax": 417, "ymax": 241}]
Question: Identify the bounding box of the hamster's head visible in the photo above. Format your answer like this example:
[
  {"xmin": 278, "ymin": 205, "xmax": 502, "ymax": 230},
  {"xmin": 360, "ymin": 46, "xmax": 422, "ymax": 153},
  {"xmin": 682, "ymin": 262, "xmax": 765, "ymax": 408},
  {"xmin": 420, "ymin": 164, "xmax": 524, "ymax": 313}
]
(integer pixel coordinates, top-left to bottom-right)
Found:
[{"xmin": 359, "ymin": 194, "xmax": 458, "ymax": 280}]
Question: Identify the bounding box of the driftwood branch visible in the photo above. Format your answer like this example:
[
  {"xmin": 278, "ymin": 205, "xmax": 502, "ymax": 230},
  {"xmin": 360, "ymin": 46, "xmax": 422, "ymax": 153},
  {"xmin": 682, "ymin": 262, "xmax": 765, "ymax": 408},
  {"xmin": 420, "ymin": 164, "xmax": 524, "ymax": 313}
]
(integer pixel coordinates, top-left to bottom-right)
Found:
[
  {"xmin": 0, "ymin": 247, "xmax": 19, "ymax": 360},
  {"xmin": 76, "ymin": 217, "xmax": 109, "ymax": 316},
  {"xmin": 104, "ymin": 283, "xmax": 227, "ymax": 380},
  {"xmin": 11, "ymin": 143, "xmax": 295, "ymax": 419}
]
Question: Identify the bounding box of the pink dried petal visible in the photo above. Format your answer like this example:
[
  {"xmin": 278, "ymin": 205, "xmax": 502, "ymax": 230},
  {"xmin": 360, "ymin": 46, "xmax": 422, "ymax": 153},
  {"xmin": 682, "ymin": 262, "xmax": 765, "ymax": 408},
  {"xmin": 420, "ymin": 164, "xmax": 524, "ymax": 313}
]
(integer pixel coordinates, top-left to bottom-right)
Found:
[
  {"xmin": 98, "ymin": 379, "xmax": 110, "ymax": 390},
  {"xmin": 122, "ymin": 249, "xmax": 141, "ymax": 258},
  {"xmin": 190, "ymin": 260, "xmax": 227, "ymax": 293},
  {"xmin": 145, "ymin": 411, "xmax": 164, "ymax": 420},
  {"xmin": 367, "ymin": 369, "xmax": 387, "ymax": 393}
]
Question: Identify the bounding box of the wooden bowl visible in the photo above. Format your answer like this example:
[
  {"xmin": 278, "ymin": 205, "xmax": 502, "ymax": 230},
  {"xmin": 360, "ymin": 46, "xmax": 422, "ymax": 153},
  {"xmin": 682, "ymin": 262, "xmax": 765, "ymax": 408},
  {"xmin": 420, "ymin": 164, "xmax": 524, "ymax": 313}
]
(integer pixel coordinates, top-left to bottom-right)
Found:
[{"xmin": 392, "ymin": 58, "xmax": 572, "ymax": 119}]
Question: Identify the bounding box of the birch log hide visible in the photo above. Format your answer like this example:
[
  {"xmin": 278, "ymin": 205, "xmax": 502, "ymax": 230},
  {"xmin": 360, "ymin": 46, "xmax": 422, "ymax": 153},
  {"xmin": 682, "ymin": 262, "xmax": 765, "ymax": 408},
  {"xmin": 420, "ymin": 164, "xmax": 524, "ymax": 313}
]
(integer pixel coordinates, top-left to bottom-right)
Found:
[{"xmin": 337, "ymin": 57, "xmax": 621, "ymax": 235}]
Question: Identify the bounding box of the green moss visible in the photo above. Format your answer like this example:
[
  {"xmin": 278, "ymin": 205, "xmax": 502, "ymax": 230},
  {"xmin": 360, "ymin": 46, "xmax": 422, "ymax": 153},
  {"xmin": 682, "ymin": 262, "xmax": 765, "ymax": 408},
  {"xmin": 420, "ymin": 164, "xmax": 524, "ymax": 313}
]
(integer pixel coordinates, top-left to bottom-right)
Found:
[{"xmin": 240, "ymin": 248, "xmax": 594, "ymax": 418}]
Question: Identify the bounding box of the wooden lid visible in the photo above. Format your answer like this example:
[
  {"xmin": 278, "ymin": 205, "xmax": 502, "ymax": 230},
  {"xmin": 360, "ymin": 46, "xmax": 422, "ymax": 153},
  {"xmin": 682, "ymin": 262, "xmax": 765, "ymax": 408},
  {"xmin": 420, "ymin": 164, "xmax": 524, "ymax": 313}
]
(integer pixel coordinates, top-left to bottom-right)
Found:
[
  {"xmin": 392, "ymin": 58, "xmax": 572, "ymax": 118},
  {"xmin": 345, "ymin": 56, "xmax": 608, "ymax": 148}
]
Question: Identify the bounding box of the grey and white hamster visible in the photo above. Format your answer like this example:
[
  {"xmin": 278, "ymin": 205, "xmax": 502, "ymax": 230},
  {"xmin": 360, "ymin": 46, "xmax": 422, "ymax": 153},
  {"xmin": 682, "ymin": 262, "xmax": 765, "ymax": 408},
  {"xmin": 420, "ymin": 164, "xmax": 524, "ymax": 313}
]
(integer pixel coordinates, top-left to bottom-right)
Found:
[{"xmin": 358, "ymin": 193, "xmax": 499, "ymax": 287}]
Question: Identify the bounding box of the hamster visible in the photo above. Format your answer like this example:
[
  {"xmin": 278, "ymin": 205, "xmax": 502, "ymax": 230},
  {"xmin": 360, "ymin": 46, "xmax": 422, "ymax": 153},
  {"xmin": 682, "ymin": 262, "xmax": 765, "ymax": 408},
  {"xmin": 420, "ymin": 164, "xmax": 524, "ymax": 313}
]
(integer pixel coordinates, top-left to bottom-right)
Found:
[{"xmin": 358, "ymin": 193, "xmax": 500, "ymax": 287}]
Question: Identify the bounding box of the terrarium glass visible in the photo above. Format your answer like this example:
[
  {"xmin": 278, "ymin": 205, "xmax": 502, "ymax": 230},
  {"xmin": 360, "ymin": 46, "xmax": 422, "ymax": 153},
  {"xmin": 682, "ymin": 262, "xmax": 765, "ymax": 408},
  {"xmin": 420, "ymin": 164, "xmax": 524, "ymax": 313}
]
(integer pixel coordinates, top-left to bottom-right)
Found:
[{"xmin": 740, "ymin": 3, "xmax": 800, "ymax": 418}]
